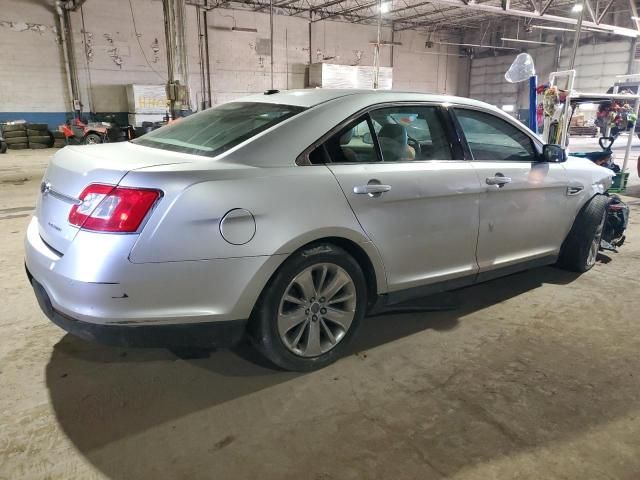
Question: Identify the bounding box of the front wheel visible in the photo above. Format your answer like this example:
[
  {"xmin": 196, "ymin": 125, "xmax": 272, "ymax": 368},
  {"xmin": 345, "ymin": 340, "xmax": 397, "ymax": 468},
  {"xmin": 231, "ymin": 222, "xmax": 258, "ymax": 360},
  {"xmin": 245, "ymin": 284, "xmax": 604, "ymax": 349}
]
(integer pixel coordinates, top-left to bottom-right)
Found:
[
  {"xmin": 84, "ymin": 133, "xmax": 103, "ymax": 145},
  {"xmin": 558, "ymin": 195, "xmax": 608, "ymax": 272},
  {"xmin": 250, "ymin": 243, "xmax": 367, "ymax": 371}
]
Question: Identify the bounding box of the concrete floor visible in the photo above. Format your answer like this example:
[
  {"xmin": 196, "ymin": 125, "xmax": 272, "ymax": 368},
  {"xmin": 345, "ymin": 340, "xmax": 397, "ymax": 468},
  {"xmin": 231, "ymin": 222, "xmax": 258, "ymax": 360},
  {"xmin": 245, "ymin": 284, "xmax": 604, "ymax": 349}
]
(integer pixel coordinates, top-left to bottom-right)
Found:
[{"xmin": 1, "ymin": 147, "xmax": 640, "ymax": 480}]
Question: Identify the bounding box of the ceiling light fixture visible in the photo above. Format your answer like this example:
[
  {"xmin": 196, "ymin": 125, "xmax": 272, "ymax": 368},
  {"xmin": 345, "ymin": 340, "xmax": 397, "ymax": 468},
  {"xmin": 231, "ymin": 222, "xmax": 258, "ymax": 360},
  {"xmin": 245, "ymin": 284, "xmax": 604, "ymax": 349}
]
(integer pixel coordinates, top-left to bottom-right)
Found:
[
  {"xmin": 416, "ymin": 50, "xmax": 467, "ymax": 57},
  {"xmin": 571, "ymin": 3, "xmax": 583, "ymax": 12},
  {"xmin": 530, "ymin": 25, "xmax": 575, "ymax": 32},
  {"xmin": 500, "ymin": 37, "xmax": 556, "ymax": 45},
  {"xmin": 380, "ymin": 2, "xmax": 391, "ymax": 13},
  {"xmin": 436, "ymin": 41, "xmax": 519, "ymax": 51},
  {"xmin": 369, "ymin": 40, "xmax": 403, "ymax": 46},
  {"xmin": 232, "ymin": 26, "xmax": 258, "ymax": 33}
]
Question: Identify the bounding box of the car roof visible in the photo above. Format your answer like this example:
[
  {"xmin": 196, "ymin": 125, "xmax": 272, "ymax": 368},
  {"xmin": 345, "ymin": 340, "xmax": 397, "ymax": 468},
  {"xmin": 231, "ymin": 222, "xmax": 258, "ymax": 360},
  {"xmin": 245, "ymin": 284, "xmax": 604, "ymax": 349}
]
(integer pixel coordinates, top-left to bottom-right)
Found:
[{"xmin": 241, "ymin": 89, "xmax": 498, "ymax": 111}]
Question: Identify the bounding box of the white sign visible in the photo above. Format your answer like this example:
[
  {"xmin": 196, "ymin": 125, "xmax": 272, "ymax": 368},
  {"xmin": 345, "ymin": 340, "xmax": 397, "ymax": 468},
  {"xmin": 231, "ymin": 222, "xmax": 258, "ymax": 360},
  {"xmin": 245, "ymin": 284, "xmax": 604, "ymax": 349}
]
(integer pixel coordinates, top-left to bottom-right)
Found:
[{"xmin": 126, "ymin": 84, "xmax": 168, "ymax": 114}]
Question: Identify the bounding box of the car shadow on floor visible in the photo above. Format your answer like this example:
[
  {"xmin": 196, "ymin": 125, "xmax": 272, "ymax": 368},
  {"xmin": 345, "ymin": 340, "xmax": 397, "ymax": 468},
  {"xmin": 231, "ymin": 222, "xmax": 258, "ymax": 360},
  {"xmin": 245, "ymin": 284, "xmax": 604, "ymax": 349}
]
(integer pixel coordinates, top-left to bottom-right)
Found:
[{"xmin": 46, "ymin": 265, "xmax": 581, "ymax": 477}]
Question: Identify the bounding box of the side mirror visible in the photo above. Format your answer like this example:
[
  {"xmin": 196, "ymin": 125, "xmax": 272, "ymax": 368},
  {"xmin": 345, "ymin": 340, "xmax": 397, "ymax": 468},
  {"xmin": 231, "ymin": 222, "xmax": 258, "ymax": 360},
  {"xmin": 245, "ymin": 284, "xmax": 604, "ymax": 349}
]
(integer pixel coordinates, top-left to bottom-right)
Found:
[
  {"xmin": 362, "ymin": 132, "xmax": 373, "ymax": 145},
  {"xmin": 542, "ymin": 144, "xmax": 566, "ymax": 163}
]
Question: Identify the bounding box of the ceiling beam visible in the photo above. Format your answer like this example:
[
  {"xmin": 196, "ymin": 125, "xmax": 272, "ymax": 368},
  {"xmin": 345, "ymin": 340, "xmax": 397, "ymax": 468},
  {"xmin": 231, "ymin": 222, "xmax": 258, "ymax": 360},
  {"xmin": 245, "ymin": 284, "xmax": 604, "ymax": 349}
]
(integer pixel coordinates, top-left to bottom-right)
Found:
[
  {"xmin": 395, "ymin": 14, "xmax": 484, "ymax": 30},
  {"xmin": 311, "ymin": 0, "xmax": 378, "ymax": 22},
  {"xmin": 354, "ymin": 1, "xmax": 433, "ymax": 23},
  {"xmin": 309, "ymin": 0, "xmax": 346, "ymax": 11},
  {"xmin": 424, "ymin": 0, "xmax": 639, "ymax": 37},
  {"xmin": 254, "ymin": 0, "xmax": 302, "ymax": 12},
  {"xmin": 584, "ymin": 0, "xmax": 597, "ymax": 23},
  {"xmin": 540, "ymin": 0, "xmax": 554, "ymax": 15},
  {"xmin": 629, "ymin": 0, "xmax": 640, "ymax": 31},
  {"xmin": 595, "ymin": 0, "xmax": 615, "ymax": 23}
]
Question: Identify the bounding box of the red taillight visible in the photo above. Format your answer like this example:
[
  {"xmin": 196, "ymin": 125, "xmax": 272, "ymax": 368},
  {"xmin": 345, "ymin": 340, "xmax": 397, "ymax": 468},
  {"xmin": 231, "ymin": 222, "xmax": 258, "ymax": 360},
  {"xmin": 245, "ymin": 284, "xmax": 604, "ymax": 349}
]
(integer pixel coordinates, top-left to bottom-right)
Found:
[{"xmin": 69, "ymin": 184, "xmax": 161, "ymax": 233}]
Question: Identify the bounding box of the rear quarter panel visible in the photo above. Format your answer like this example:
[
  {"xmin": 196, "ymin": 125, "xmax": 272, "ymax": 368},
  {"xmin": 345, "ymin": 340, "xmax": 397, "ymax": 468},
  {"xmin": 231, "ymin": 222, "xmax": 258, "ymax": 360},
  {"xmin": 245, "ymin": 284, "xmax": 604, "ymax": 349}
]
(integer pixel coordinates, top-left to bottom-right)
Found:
[{"xmin": 122, "ymin": 162, "xmax": 386, "ymax": 291}]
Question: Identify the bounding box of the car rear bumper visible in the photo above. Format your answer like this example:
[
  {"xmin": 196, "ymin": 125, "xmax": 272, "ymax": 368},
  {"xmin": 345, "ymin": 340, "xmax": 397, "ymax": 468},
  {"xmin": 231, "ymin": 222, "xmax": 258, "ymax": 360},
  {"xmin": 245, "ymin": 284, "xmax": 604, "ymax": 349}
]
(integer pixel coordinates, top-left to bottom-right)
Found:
[
  {"xmin": 24, "ymin": 216, "xmax": 281, "ymax": 346},
  {"xmin": 27, "ymin": 269, "xmax": 247, "ymax": 348}
]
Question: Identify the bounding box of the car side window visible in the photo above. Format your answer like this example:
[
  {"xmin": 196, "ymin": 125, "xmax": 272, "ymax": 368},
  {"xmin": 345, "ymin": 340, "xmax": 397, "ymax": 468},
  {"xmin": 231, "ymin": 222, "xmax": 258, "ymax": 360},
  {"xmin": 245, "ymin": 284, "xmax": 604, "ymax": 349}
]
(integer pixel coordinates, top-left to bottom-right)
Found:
[
  {"xmin": 310, "ymin": 116, "xmax": 379, "ymax": 164},
  {"xmin": 454, "ymin": 109, "xmax": 537, "ymax": 162},
  {"xmin": 369, "ymin": 106, "xmax": 453, "ymax": 162}
]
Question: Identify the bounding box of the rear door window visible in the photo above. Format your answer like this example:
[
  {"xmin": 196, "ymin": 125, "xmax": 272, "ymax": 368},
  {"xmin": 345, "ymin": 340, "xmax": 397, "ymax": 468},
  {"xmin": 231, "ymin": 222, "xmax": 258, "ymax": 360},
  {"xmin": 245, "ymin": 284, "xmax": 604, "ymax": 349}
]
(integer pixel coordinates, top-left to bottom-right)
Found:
[
  {"xmin": 134, "ymin": 102, "xmax": 305, "ymax": 157},
  {"xmin": 309, "ymin": 116, "xmax": 379, "ymax": 164},
  {"xmin": 369, "ymin": 106, "xmax": 453, "ymax": 162}
]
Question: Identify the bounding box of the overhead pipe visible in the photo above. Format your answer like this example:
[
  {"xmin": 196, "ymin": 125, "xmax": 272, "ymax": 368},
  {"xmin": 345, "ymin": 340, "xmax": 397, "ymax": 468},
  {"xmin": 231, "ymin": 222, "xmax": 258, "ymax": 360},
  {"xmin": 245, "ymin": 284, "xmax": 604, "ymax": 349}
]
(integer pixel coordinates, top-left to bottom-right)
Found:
[
  {"xmin": 373, "ymin": 0, "xmax": 382, "ymax": 88},
  {"xmin": 203, "ymin": 0, "xmax": 212, "ymax": 107},
  {"xmin": 270, "ymin": 0, "xmax": 274, "ymax": 89},
  {"xmin": 55, "ymin": 0, "xmax": 82, "ymax": 118},
  {"xmin": 568, "ymin": 0, "xmax": 586, "ymax": 70},
  {"xmin": 162, "ymin": 0, "xmax": 191, "ymax": 118}
]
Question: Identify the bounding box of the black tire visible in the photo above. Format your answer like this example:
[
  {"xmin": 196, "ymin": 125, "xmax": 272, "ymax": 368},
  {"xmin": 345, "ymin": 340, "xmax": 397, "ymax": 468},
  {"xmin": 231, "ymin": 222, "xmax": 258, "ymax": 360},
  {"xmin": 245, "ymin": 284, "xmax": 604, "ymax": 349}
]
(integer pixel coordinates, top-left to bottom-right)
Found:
[
  {"xmin": 0, "ymin": 142, "xmax": 7, "ymax": 154},
  {"xmin": 29, "ymin": 142, "xmax": 50, "ymax": 149},
  {"xmin": 3, "ymin": 130, "xmax": 27, "ymax": 139},
  {"xmin": 27, "ymin": 135, "xmax": 52, "ymax": 144},
  {"xmin": 26, "ymin": 129, "xmax": 49, "ymax": 136},
  {"xmin": 1, "ymin": 124, "xmax": 26, "ymax": 133},
  {"xmin": 84, "ymin": 133, "xmax": 103, "ymax": 145},
  {"xmin": 52, "ymin": 131, "xmax": 65, "ymax": 139},
  {"xmin": 8, "ymin": 143, "xmax": 29, "ymax": 150},
  {"xmin": 558, "ymin": 194, "xmax": 609, "ymax": 272},
  {"xmin": 250, "ymin": 243, "xmax": 367, "ymax": 372},
  {"xmin": 26, "ymin": 123, "xmax": 48, "ymax": 130},
  {"xmin": 5, "ymin": 136, "xmax": 28, "ymax": 145}
]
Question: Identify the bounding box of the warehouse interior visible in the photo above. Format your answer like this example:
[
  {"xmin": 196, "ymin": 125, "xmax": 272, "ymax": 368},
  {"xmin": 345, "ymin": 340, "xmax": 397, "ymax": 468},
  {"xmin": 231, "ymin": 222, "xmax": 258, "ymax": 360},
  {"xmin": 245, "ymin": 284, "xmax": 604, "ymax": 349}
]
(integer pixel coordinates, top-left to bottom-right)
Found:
[{"xmin": 2, "ymin": 0, "xmax": 640, "ymax": 478}]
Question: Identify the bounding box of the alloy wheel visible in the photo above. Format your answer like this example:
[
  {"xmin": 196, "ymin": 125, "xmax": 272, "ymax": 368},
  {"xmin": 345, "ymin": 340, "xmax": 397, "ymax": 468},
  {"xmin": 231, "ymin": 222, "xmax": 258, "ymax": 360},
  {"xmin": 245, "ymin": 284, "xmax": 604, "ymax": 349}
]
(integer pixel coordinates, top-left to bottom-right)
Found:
[
  {"xmin": 587, "ymin": 213, "xmax": 606, "ymax": 267},
  {"xmin": 277, "ymin": 263, "xmax": 357, "ymax": 357}
]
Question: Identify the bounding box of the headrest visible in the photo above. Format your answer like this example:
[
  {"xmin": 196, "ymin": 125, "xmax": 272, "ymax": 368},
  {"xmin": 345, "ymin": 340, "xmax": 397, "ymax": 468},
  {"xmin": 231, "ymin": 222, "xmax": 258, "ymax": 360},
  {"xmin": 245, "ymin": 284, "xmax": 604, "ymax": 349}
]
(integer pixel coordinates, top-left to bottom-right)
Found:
[
  {"xmin": 378, "ymin": 124, "xmax": 407, "ymax": 144},
  {"xmin": 339, "ymin": 128, "xmax": 354, "ymax": 145}
]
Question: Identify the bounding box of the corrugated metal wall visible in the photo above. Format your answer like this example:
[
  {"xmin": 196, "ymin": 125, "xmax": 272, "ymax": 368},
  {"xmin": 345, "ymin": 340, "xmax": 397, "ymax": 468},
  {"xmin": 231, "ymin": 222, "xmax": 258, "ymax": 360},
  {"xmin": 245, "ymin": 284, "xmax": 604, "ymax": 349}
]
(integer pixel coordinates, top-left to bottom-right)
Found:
[
  {"xmin": 558, "ymin": 41, "xmax": 632, "ymax": 91},
  {"xmin": 469, "ymin": 55, "xmax": 519, "ymax": 108},
  {"xmin": 468, "ymin": 39, "xmax": 635, "ymax": 113}
]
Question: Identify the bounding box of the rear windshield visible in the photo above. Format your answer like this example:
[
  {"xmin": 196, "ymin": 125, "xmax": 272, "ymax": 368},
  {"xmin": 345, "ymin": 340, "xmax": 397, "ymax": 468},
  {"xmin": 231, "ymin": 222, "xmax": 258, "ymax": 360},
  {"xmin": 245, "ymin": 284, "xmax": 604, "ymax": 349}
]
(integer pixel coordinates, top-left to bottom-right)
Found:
[{"xmin": 133, "ymin": 102, "xmax": 305, "ymax": 157}]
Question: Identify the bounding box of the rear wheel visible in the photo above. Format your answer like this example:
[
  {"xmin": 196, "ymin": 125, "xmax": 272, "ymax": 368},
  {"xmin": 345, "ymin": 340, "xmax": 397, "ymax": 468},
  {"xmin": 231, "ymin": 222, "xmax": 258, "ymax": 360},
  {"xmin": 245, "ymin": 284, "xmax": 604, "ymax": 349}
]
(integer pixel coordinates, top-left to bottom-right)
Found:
[
  {"xmin": 558, "ymin": 194, "xmax": 608, "ymax": 272},
  {"xmin": 250, "ymin": 243, "xmax": 367, "ymax": 371}
]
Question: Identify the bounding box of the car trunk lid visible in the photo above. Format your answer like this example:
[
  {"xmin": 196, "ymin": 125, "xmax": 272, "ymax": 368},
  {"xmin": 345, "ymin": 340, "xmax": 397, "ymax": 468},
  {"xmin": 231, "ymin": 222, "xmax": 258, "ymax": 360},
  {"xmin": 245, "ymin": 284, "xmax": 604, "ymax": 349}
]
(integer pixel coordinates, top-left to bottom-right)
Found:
[{"xmin": 36, "ymin": 142, "xmax": 195, "ymax": 254}]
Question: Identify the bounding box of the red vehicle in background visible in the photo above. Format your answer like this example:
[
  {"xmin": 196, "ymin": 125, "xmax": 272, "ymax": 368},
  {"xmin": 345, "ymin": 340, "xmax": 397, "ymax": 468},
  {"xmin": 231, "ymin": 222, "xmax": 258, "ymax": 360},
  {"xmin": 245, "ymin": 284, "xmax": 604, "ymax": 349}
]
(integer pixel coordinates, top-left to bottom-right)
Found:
[{"xmin": 59, "ymin": 118, "xmax": 134, "ymax": 145}]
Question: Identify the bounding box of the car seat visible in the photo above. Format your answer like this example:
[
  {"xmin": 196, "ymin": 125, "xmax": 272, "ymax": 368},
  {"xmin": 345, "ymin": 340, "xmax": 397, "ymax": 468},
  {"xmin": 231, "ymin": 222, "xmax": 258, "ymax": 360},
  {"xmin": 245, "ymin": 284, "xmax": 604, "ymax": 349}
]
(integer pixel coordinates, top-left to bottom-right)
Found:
[
  {"xmin": 339, "ymin": 128, "xmax": 358, "ymax": 163},
  {"xmin": 378, "ymin": 124, "xmax": 415, "ymax": 161}
]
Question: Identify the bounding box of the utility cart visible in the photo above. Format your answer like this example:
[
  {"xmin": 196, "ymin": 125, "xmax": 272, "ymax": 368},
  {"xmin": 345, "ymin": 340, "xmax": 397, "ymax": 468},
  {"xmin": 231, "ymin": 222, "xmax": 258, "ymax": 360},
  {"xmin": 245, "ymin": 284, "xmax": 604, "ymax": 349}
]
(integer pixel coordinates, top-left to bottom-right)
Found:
[{"xmin": 539, "ymin": 70, "xmax": 640, "ymax": 194}]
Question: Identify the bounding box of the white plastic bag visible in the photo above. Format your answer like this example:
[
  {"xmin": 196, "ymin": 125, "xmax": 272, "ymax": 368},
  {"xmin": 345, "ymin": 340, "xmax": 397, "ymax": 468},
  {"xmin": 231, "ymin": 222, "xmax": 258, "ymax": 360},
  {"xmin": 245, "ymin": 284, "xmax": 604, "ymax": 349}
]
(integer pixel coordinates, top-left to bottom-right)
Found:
[{"xmin": 505, "ymin": 53, "xmax": 536, "ymax": 83}]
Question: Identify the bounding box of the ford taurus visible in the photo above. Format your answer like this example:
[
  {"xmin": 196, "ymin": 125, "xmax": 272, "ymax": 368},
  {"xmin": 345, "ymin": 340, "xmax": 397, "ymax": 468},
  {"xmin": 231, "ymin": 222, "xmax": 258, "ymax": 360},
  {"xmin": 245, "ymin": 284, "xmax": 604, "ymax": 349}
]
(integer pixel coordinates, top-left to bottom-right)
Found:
[{"xmin": 25, "ymin": 89, "xmax": 613, "ymax": 371}]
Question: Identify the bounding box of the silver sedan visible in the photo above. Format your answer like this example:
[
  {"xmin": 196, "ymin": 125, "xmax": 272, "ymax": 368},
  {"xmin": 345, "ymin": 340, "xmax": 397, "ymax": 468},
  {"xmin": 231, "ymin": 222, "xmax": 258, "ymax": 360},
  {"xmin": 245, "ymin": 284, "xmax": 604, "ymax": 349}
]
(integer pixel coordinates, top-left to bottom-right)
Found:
[{"xmin": 25, "ymin": 89, "xmax": 614, "ymax": 371}]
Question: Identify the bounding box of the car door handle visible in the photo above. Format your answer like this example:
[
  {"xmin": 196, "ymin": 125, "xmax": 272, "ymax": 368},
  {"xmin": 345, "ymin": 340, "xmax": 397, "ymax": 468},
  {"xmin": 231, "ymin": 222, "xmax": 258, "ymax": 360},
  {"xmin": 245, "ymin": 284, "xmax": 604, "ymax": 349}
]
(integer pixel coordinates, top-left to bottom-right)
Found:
[
  {"xmin": 353, "ymin": 184, "xmax": 392, "ymax": 195},
  {"xmin": 485, "ymin": 176, "xmax": 512, "ymax": 187},
  {"xmin": 567, "ymin": 185, "xmax": 584, "ymax": 195}
]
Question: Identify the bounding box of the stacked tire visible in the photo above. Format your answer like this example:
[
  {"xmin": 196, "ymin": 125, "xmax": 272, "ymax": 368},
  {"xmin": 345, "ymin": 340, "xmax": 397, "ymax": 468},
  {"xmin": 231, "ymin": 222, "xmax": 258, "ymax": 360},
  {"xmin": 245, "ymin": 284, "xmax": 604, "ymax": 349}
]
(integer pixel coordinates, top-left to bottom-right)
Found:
[
  {"xmin": 52, "ymin": 131, "xmax": 66, "ymax": 148},
  {"xmin": 2, "ymin": 124, "xmax": 29, "ymax": 150},
  {"xmin": 26, "ymin": 123, "xmax": 53, "ymax": 149}
]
